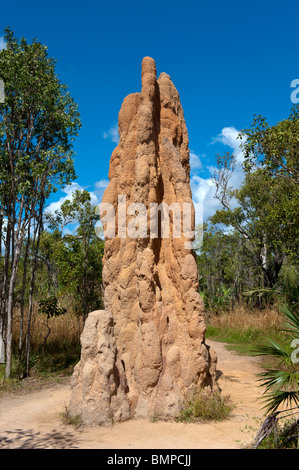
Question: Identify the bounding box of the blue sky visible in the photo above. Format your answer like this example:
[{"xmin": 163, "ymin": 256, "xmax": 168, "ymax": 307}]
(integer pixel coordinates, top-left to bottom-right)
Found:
[{"xmin": 1, "ymin": 0, "xmax": 298, "ymax": 221}]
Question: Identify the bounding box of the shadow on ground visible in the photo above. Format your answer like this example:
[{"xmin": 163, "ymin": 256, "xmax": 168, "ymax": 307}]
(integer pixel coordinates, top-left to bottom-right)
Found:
[{"xmin": 0, "ymin": 428, "xmax": 81, "ymax": 449}]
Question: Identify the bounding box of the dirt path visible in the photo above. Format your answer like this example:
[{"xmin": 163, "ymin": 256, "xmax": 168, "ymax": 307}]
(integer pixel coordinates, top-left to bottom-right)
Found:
[{"xmin": 0, "ymin": 340, "xmax": 266, "ymax": 449}]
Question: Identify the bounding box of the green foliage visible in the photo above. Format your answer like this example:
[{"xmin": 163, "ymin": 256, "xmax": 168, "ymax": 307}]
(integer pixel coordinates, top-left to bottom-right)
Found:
[
  {"xmin": 0, "ymin": 27, "xmax": 81, "ymax": 199},
  {"xmin": 240, "ymin": 106, "xmax": 299, "ymax": 259},
  {"xmin": 0, "ymin": 28, "xmax": 81, "ymax": 378},
  {"xmin": 197, "ymin": 224, "xmax": 240, "ymax": 312},
  {"xmin": 211, "ymin": 169, "xmax": 291, "ymax": 288},
  {"xmin": 41, "ymin": 190, "xmax": 104, "ymax": 319},
  {"xmin": 30, "ymin": 344, "xmax": 81, "ymax": 376},
  {"xmin": 62, "ymin": 409, "xmax": 83, "ymax": 428},
  {"xmin": 206, "ymin": 325, "xmax": 277, "ymax": 355},
  {"xmin": 198, "ymin": 123, "xmax": 299, "ymax": 311},
  {"xmin": 244, "ymin": 415, "xmax": 299, "ymax": 449},
  {"xmin": 201, "ymin": 106, "xmax": 299, "ymax": 313},
  {"xmin": 256, "ymin": 417, "xmax": 299, "ymax": 449},
  {"xmin": 252, "ymin": 305, "xmax": 299, "ymax": 414},
  {"xmin": 39, "ymin": 296, "xmax": 67, "ymax": 319},
  {"xmin": 240, "ymin": 105, "xmax": 299, "ymax": 185},
  {"xmin": 196, "ymin": 222, "xmax": 294, "ymax": 311}
]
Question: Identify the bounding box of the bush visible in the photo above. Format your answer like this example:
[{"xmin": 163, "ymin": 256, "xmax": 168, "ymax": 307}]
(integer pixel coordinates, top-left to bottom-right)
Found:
[
  {"xmin": 175, "ymin": 390, "xmax": 234, "ymax": 423},
  {"xmin": 253, "ymin": 416, "xmax": 299, "ymax": 449}
]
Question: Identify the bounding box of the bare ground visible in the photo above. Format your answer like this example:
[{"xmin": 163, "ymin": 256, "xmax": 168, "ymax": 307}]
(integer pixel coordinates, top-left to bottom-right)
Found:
[{"xmin": 0, "ymin": 340, "xmax": 266, "ymax": 449}]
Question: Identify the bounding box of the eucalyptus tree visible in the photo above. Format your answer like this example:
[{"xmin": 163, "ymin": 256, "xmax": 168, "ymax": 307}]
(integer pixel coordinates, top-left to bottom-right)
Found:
[
  {"xmin": 196, "ymin": 223, "xmax": 253, "ymax": 311},
  {"xmin": 44, "ymin": 189, "xmax": 104, "ymax": 322},
  {"xmin": 211, "ymin": 148, "xmax": 298, "ymax": 299},
  {"xmin": 0, "ymin": 28, "xmax": 81, "ymax": 377},
  {"xmin": 241, "ymin": 105, "xmax": 299, "ymax": 186},
  {"xmin": 239, "ymin": 106, "xmax": 299, "ymax": 261}
]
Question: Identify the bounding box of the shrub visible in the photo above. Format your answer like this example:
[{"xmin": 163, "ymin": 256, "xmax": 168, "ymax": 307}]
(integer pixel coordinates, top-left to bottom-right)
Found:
[{"xmin": 175, "ymin": 389, "xmax": 234, "ymax": 423}]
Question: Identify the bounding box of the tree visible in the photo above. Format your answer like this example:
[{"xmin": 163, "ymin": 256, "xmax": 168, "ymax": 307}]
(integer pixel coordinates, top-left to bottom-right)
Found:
[
  {"xmin": 0, "ymin": 28, "xmax": 81, "ymax": 377},
  {"xmin": 211, "ymin": 153, "xmax": 297, "ymax": 292},
  {"xmin": 43, "ymin": 190, "xmax": 104, "ymax": 321},
  {"xmin": 239, "ymin": 106, "xmax": 299, "ymax": 260},
  {"xmin": 240, "ymin": 105, "xmax": 299, "ymax": 186},
  {"xmin": 196, "ymin": 221, "xmax": 272, "ymax": 311},
  {"xmin": 197, "ymin": 223, "xmax": 237, "ymax": 312}
]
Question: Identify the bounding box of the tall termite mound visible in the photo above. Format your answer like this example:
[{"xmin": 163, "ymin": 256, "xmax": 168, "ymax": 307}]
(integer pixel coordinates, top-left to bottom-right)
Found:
[{"xmin": 68, "ymin": 57, "xmax": 217, "ymax": 425}]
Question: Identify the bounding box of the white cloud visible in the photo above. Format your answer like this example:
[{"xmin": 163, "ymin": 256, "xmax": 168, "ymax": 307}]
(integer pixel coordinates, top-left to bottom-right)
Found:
[
  {"xmin": 191, "ymin": 126, "xmax": 245, "ymax": 221},
  {"xmin": 45, "ymin": 181, "xmax": 107, "ymax": 235},
  {"xmin": 191, "ymin": 175, "xmax": 218, "ymax": 221},
  {"xmin": 103, "ymin": 123, "xmax": 119, "ymax": 144},
  {"xmin": 190, "ymin": 150, "xmax": 202, "ymax": 172},
  {"xmin": 62, "ymin": 182, "xmax": 83, "ymax": 196},
  {"xmin": 212, "ymin": 126, "xmax": 245, "ymax": 164},
  {"xmin": 47, "ymin": 179, "xmax": 110, "ymax": 216},
  {"xmin": 93, "ymin": 179, "xmax": 109, "ymax": 208},
  {"xmin": 46, "ymin": 182, "xmax": 83, "ymax": 215},
  {"xmin": 0, "ymin": 37, "xmax": 6, "ymax": 51},
  {"xmin": 214, "ymin": 126, "xmax": 246, "ymax": 193},
  {"xmin": 94, "ymin": 179, "xmax": 109, "ymax": 190}
]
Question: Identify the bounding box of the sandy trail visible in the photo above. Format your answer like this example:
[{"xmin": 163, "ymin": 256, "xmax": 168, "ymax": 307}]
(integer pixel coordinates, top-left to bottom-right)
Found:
[{"xmin": 0, "ymin": 340, "xmax": 265, "ymax": 449}]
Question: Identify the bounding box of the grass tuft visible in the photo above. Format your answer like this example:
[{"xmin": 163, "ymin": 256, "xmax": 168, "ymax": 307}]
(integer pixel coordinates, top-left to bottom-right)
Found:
[
  {"xmin": 60, "ymin": 404, "xmax": 83, "ymax": 428},
  {"xmin": 175, "ymin": 389, "xmax": 234, "ymax": 423}
]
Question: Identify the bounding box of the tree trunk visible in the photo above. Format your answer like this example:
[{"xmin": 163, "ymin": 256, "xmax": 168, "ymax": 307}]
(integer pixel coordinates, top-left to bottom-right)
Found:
[
  {"xmin": 18, "ymin": 222, "xmax": 31, "ymax": 365},
  {"xmin": 260, "ymin": 233, "xmax": 269, "ymax": 288},
  {"xmin": 0, "ymin": 315, "xmax": 5, "ymax": 364},
  {"xmin": 5, "ymin": 229, "xmax": 25, "ymax": 378},
  {"xmin": 5, "ymin": 197, "xmax": 26, "ymax": 378},
  {"xmin": 25, "ymin": 199, "xmax": 44, "ymax": 377},
  {"xmin": 0, "ymin": 208, "xmax": 12, "ymax": 322}
]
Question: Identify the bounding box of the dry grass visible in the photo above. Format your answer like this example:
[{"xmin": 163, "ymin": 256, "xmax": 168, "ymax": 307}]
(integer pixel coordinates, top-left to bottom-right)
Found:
[
  {"xmin": 175, "ymin": 389, "xmax": 234, "ymax": 423},
  {"xmin": 3, "ymin": 304, "xmax": 84, "ymax": 379},
  {"xmin": 6, "ymin": 302, "xmax": 287, "ymax": 377},
  {"xmin": 12, "ymin": 304, "xmax": 83, "ymax": 349},
  {"xmin": 207, "ymin": 305, "xmax": 284, "ymax": 331},
  {"xmin": 206, "ymin": 304, "xmax": 286, "ymax": 354}
]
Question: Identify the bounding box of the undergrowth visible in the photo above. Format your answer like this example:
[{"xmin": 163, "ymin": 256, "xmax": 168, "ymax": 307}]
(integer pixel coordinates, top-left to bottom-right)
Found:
[
  {"xmin": 205, "ymin": 305, "xmax": 286, "ymax": 355},
  {"xmin": 0, "ymin": 309, "xmax": 82, "ymax": 387},
  {"xmin": 175, "ymin": 390, "xmax": 234, "ymax": 423}
]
